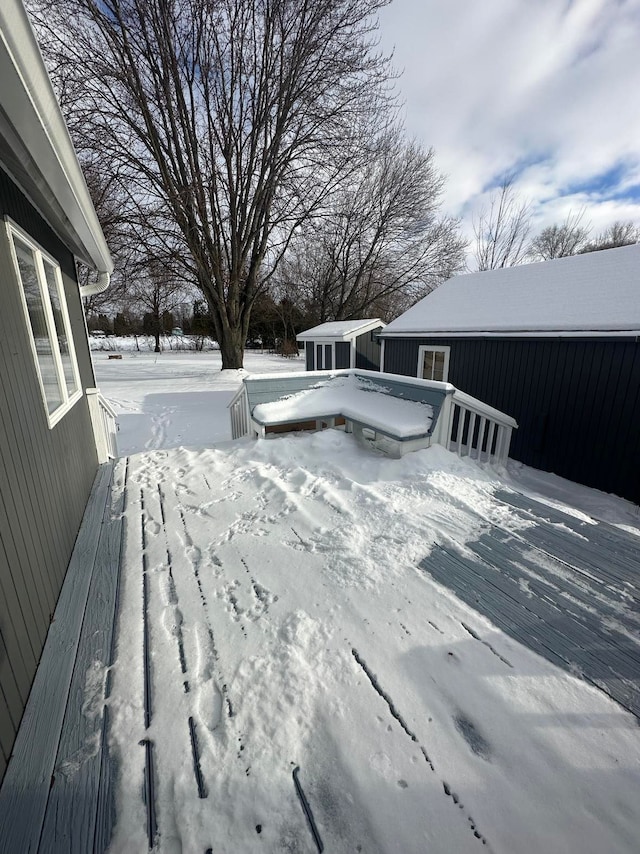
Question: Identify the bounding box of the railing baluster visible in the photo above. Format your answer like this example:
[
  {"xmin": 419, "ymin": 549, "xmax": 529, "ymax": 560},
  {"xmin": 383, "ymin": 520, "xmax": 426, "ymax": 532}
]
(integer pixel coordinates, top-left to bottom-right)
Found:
[
  {"xmin": 456, "ymin": 406, "xmax": 465, "ymax": 456},
  {"xmin": 487, "ymin": 421, "xmax": 497, "ymax": 462}
]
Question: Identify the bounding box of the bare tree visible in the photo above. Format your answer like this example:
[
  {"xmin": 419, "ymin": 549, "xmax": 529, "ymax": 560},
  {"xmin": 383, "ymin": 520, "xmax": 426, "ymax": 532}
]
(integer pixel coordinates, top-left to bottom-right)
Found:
[
  {"xmin": 275, "ymin": 130, "xmax": 467, "ymax": 323},
  {"xmin": 473, "ymin": 177, "xmax": 532, "ymax": 271},
  {"xmin": 579, "ymin": 220, "xmax": 640, "ymax": 253},
  {"xmin": 528, "ymin": 210, "xmax": 591, "ymax": 260},
  {"xmin": 130, "ymin": 258, "xmax": 193, "ymax": 352},
  {"xmin": 30, "ymin": 0, "xmax": 394, "ymax": 368}
]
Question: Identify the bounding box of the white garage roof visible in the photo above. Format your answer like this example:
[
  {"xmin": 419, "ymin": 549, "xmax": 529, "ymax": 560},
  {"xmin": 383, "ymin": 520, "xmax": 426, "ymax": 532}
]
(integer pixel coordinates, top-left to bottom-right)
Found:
[{"xmin": 382, "ymin": 244, "xmax": 640, "ymax": 338}]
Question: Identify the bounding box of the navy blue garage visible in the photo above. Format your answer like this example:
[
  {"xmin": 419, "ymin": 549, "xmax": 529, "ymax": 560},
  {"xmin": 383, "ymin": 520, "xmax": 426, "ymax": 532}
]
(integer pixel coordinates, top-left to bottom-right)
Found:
[{"xmin": 380, "ymin": 245, "xmax": 640, "ymax": 504}]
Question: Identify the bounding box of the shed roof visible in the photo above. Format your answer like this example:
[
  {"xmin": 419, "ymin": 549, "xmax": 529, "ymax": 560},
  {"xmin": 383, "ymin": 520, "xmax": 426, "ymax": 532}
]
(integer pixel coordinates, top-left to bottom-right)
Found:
[
  {"xmin": 382, "ymin": 244, "xmax": 640, "ymax": 337},
  {"xmin": 0, "ymin": 0, "xmax": 112, "ymax": 278},
  {"xmin": 297, "ymin": 319, "xmax": 385, "ymax": 340}
]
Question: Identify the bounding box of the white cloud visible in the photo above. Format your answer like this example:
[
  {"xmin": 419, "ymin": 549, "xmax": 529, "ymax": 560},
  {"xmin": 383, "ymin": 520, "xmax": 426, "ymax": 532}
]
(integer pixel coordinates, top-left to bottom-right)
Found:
[{"xmin": 378, "ymin": 0, "xmax": 640, "ymax": 237}]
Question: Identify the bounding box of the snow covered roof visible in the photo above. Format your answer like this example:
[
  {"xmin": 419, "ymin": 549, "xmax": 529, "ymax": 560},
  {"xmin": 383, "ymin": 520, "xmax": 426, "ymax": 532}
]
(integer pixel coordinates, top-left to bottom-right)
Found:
[
  {"xmin": 0, "ymin": 0, "xmax": 113, "ymax": 281},
  {"xmin": 297, "ymin": 319, "xmax": 385, "ymax": 340},
  {"xmin": 382, "ymin": 244, "xmax": 640, "ymax": 337}
]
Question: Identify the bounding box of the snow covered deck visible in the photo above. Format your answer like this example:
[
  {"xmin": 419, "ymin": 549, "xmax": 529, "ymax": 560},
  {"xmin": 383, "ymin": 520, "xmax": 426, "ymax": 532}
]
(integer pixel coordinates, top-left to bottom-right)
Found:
[{"xmin": 1, "ymin": 442, "xmax": 640, "ymax": 852}]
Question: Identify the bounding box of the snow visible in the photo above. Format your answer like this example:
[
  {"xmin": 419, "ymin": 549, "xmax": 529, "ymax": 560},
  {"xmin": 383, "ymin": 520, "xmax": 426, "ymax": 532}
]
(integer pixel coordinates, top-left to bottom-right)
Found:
[
  {"xmin": 253, "ymin": 374, "xmax": 434, "ymax": 437},
  {"xmin": 382, "ymin": 242, "xmax": 640, "ymax": 335},
  {"xmin": 297, "ymin": 319, "xmax": 384, "ymax": 339},
  {"xmin": 93, "ymin": 352, "xmax": 640, "ymax": 854},
  {"xmin": 91, "ymin": 347, "xmax": 305, "ymax": 455}
]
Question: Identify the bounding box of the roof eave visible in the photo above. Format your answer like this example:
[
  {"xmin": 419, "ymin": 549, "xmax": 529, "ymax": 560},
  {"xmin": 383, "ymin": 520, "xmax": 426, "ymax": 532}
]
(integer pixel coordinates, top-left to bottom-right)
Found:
[
  {"xmin": 0, "ymin": 0, "xmax": 113, "ymax": 277},
  {"xmin": 297, "ymin": 319, "xmax": 386, "ymax": 341},
  {"xmin": 380, "ymin": 328, "xmax": 640, "ymax": 339}
]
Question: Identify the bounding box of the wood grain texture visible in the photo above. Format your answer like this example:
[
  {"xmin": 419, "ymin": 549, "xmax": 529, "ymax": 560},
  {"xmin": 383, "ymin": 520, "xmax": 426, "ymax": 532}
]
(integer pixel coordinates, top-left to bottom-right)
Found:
[
  {"xmin": 39, "ymin": 459, "xmax": 127, "ymax": 854},
  {"xmin": 0, "ymin": 464, "xmax": 113, "ymax": 854},
  {"xmin": 419, "ymin": 491, "xmax": 640, "ymax": 719}
]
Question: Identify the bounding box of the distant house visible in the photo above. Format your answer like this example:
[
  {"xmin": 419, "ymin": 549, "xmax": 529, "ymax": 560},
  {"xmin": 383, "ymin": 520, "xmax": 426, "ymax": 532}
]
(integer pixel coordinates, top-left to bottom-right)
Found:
[
  {"xmin": 0, "ymin": 0, "xmax": 114, "ymax": 777},
  {"xmin": 380, "ymin": 246, "xmax": 640, "ymax": 504},
  {"xmin": 297, "ymin": 318, "xmax": 385, "ymax": 371}
]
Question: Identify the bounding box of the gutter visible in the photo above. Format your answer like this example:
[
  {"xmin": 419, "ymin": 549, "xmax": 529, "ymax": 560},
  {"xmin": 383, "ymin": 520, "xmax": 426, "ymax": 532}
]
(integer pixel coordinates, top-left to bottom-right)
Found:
[{"xmin": 80, "ymin": 270, "xmax": 111, "ymax": 297}]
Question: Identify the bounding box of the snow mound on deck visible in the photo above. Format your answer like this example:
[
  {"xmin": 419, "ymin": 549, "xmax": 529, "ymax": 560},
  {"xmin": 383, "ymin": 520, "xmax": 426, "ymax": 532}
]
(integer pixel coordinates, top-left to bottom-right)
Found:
[{"xmin": 253, "ymin": 374, "xmax": 434, "ymax": 437}]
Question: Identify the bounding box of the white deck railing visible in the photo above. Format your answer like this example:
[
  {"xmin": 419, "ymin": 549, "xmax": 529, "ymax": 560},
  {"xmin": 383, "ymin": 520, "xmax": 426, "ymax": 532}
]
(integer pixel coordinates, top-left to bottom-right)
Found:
[
  {"xmin": 229, "ymin": 371, "xmax": 517, "ymax": 464},
  {"xmin": 86, "ymin": 388, "xmax": 118, "ymax": 462},
  {"xmin": 436, "ymin": 389, "xmax": 517, "ymax": 464},
  {"xmin": 228, "ymin": 385, "xmax": 251, "ymax": 439}
]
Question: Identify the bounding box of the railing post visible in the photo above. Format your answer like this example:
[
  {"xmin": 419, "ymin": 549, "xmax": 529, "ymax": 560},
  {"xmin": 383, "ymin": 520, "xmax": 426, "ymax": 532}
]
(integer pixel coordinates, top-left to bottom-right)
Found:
[
  {"xmin": 86, "ymin": 387, "xmax": 109, "ymax": 463},
  {"xmin": 432, "ymin": 391, "xmax": 453, "ymax": 449}
]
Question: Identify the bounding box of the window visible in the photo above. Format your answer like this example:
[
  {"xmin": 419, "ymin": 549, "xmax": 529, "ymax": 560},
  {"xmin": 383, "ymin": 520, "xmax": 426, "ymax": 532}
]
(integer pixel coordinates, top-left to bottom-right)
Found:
[
  {"xmin": 417, "ymin": 345, "xmax": 450, "ymax": 382},
  {"xmin": 7, "ymin": 221, "xmax": 81, "ymax": 426}
]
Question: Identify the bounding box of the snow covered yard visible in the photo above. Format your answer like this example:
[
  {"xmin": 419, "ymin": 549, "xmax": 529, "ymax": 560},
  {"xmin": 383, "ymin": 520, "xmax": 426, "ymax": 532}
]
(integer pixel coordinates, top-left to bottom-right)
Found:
[
  {"xmin": 92, "ymin": 348, "xmax": 306, "ymax": 455},
  {"xmin": 91, "ymin": 353, "xmax": 640, "ymax": 853}
]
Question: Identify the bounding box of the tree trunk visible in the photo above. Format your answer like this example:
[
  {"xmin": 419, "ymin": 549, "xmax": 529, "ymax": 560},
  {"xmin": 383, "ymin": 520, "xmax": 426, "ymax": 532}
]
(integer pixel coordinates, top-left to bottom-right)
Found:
[{"xmin": 219, "ymin": 334, "xmax": 244, "ymax": 370}]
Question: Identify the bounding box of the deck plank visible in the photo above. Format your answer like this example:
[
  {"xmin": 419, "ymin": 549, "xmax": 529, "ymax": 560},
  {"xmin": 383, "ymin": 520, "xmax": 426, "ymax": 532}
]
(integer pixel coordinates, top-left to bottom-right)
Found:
[
  {"xmin": 470, "ymin": 531, "xmax": 640, "ymax": 672},
  {"xmin": 421, "ymin": 546, "xmax": 640, "ymax": 715},
  {"xmin": 471, "ymin": 530, "xmax": 640, "ymax": 639},
  {"xmin": 39, "ymin": 458, "xmax": 128, "ymax": 854},
  {"xmin": 0, "ymin": 463, "xmax": 113, "ymax": 854},
  {"xmin": 419, "ymin": 487, "xmax": 640, "ymax": 719},
  {"xmin": 495, "ymin": 488, "xmax": 640, "ymax": 595}
]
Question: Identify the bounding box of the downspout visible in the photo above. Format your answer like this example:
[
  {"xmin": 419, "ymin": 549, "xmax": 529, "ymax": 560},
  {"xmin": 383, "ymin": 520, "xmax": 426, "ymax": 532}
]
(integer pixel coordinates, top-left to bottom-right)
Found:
[{"xmin": 80, "ymin": 270, "xmax": 111, "ymax": 298}]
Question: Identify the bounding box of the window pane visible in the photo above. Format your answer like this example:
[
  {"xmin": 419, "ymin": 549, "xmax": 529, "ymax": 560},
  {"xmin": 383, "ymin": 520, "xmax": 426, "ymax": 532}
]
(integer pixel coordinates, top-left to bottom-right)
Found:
[
  {"xmin": 14, "ymin": 238, "xmax": 64, "ymax": 413},
  {"xmin": 43, "ymin": 260, "xmax": 77, "ymax": 395},
  {"xmin": 324, "ymin": 344, "xmax": 332, "ymax": 370},
  {"xmin": 433, "ymin": 351, "xmax": 445, "ymax": 382},
  {"xmin": 422, "ymin": 350, "xmax": 434, "ymax": 379}
]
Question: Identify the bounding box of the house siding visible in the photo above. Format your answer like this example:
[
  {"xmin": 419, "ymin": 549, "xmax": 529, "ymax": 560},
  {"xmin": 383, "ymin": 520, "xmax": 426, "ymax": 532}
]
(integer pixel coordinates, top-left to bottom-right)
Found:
[
  {"xmin": 383, "ymin": 336, "xmax": 640, "ymax": 504},
  {"xmin": 355, "ymin": 329, "xmax": 381, "ymax": 370},
  {"xmin": 0, "ymin": 168, "xmax": 98, "ymax": 776},
  {"xmin": 335, "ymin": 341, "xmax": 350, "ymax": 369},
  {"xmin": 305, "ymin": 342, "xmax": 314, "ymax": 371}
]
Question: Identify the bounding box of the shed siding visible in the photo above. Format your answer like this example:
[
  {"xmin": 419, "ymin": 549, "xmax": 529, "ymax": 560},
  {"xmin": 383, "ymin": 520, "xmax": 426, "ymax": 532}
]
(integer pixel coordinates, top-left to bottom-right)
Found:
[
  {"xmin": 384, "ymin": 336, "xmax": 640, "ymax": 504},
  {"xmin": 0, "ymin": 168, "xmax": 98, "ymax": 777},
  {"xmin": 355, "ymin": 329, "xmax": 381, "ymax": 370},
  {"xmin": 305, "ymin": 342, "xmax": 314, "ymax": 371},
  {"xmin": 335, "ymin": 341, "xmax": 351, "ymax": 369}
]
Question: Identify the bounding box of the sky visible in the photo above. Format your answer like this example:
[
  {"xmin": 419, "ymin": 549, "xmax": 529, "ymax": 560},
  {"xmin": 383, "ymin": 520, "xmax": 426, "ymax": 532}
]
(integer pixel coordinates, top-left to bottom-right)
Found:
[{"xmin": 378, "ymin": 0, "xmax": 640, "ymax": 243}]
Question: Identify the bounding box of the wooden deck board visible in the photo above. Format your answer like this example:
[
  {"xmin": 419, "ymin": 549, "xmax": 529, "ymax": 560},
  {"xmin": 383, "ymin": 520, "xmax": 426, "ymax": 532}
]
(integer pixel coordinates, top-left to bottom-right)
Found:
[
  {"xmin": 39, "ymin": 458, "xmax": 128, "ymax": 854},
  {"xmin": 0, "ymin": 463, "xmax": 114, "ymax": 854},
  {"xmin": 471, "ymin": 530, "xmax": 640, "ymax": 642},
  {"xmin": 470, "ymin": 531, "xmax": 640, "ymax": 672},
  {"xmin": 1, "ymin": 461, "xmax": 639, "ymax": 850},
  {"xmin": 495, "ymin": 488, "xmax": 640, "ymax": 595},
  {"xmin": 419, "ymin": 491, "xmax": 640, "ymax": 719}
]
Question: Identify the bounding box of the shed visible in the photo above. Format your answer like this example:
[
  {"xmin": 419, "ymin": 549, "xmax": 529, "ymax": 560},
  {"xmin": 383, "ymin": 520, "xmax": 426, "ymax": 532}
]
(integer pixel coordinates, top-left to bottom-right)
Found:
[
  {"xmin": 380, "ymin": 245, "xmax": 640, "ymax": 504},
  {"xmin": 297, "ymin": 318, "xmax": 385, "ymax": 371},
  {"xmin": 0, "ymin": 0, "xmax": 115, "ymax": 778}
]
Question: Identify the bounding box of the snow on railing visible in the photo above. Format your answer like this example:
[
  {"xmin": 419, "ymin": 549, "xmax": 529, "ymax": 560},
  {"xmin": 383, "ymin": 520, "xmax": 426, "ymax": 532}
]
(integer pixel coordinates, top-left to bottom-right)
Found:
[
  {"xmin": 437, "ymin": 389, "xmax": 517, "ymax": 464},
  {"xmin": 228, "ymin": 385, "xmax": 251, "ymax": 439},
  {"xmin": 86, "ymin": 388, "xmax": 118, "ymax": 462}
]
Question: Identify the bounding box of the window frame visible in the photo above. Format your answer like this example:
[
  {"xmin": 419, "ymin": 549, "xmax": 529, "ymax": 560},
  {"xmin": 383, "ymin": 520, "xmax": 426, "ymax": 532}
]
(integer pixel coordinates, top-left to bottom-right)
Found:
[
  {"xmin": 417, "ymin": 344, "xmax": 450, "ymax": 383},
  {"xmin": 6, "ymin": 218, "xmax": 82, "ymax": 428}
]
